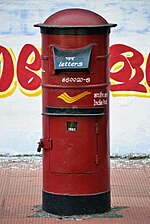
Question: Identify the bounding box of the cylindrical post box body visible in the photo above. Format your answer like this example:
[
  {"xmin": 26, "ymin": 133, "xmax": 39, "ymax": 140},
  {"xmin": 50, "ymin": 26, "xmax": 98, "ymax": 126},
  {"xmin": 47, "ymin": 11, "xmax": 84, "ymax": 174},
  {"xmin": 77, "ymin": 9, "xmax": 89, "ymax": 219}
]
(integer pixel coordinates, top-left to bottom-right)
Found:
[{"xmin": 35, "ymin": 8, "xmax": 116, "ymax": 216}]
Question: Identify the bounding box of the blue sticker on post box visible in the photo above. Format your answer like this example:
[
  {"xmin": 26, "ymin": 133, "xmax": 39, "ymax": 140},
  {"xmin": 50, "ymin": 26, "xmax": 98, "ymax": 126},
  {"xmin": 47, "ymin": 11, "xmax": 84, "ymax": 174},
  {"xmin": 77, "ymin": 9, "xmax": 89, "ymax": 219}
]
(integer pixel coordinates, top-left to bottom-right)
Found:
[{"xmin": 53, "ymin": 45, "xmax": 92, "ymax": 73}]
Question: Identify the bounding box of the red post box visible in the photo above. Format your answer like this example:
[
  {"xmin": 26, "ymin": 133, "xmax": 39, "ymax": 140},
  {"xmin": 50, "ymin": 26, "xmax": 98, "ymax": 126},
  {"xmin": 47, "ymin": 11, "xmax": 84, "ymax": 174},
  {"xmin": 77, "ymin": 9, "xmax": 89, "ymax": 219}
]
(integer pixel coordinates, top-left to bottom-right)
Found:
[{"xmin": 35, "ymin": 8, "xmax": 116, "ymax": 216}]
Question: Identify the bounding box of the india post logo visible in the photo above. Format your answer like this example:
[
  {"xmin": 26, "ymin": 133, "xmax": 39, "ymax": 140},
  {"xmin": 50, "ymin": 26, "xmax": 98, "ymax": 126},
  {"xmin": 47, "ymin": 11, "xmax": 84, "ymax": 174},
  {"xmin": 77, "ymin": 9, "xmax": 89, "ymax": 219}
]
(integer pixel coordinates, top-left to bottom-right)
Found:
[{"xmin": 57, "ymin": 91, "xmax": 91, "ymax": 104}]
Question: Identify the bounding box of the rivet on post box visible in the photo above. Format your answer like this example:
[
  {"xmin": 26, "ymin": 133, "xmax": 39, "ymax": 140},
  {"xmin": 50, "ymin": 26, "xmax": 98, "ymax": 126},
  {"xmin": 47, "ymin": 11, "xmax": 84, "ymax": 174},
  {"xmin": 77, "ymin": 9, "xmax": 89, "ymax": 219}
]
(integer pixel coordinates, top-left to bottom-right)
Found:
[{"xmin": 34, "ymin": 8, "xmax": 117, "ymax": 216}]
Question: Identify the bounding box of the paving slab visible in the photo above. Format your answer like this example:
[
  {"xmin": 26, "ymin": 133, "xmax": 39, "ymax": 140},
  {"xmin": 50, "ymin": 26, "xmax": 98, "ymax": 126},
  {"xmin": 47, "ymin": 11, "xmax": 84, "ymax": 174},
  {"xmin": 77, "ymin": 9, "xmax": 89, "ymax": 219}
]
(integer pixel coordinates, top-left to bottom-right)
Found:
[{"xmin": 0, "ymin": 156, "xmax": 149, "ymax": 224}]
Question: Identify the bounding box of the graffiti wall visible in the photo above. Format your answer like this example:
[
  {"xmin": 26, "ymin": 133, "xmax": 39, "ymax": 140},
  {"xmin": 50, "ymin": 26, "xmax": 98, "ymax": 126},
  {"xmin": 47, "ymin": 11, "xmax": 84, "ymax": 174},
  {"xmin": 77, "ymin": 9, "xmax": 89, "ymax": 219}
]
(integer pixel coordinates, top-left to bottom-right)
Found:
[{"xmin": 0, "ymin": 0, "xmax": 150, "ymax": 156}]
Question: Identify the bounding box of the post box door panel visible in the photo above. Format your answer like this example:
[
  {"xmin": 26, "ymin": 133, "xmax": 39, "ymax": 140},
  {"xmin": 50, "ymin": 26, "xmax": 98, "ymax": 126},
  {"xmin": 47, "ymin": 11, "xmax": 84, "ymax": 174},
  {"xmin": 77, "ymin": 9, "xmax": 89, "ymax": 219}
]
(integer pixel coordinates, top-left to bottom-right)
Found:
[{"xmin": 49, "ymin": 117, "xmax": 98, "ymax": 174}]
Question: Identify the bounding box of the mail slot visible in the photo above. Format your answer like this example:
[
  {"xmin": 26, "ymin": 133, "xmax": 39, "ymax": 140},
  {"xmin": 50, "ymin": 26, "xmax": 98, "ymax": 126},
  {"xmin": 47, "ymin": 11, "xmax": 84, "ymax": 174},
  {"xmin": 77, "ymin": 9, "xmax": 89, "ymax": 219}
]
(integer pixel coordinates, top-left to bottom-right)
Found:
[
  {"xmin": 53, "ymin": 45, "xmax": 92, "ymax": 73},
  {"xmin": 35, "ymin": 8, "xmax": 116, "ymax": 216}
]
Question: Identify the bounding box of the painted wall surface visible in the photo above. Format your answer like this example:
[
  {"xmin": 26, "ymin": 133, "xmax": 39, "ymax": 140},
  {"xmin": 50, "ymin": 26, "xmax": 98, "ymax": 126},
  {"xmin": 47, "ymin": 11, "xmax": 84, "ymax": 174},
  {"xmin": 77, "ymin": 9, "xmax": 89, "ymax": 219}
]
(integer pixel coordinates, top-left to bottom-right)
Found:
[{"xmin": 0, "ymin": 0, "xmax": 150, "ymax": 156}]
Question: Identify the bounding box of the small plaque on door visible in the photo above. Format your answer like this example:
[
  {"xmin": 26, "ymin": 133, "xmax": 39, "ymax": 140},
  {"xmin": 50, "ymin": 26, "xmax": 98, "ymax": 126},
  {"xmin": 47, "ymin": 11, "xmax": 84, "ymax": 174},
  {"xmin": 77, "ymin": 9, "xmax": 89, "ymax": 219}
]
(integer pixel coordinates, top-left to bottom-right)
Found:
[{"xmin": 67, "ymin": 122, "xmax": 77, "ymax": 131}]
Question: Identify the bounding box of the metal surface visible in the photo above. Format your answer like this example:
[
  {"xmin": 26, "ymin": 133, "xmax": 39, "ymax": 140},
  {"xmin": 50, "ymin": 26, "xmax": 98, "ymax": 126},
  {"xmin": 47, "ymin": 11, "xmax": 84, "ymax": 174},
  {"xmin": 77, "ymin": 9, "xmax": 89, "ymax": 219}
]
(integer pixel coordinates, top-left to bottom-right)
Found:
[{"xmin": 36, "ymin": 8, "xmax": 114, "ymax": 25}]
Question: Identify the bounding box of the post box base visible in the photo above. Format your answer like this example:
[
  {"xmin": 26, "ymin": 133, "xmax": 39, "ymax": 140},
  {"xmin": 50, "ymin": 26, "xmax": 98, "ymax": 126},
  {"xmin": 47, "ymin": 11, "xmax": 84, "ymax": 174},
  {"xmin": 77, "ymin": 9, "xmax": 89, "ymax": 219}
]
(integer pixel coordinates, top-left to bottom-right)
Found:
[{"xmin": 42, "ymin": 190, "xmax": 110, "ymax": 216}]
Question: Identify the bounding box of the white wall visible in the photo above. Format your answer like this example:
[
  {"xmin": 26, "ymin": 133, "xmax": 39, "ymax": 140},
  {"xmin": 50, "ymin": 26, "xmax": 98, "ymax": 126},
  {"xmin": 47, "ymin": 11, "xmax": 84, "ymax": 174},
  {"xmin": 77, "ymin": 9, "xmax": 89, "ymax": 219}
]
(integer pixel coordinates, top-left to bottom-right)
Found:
[{"xmin": 0, "ymin": 0, "xmax": 150, "ymax": 156}]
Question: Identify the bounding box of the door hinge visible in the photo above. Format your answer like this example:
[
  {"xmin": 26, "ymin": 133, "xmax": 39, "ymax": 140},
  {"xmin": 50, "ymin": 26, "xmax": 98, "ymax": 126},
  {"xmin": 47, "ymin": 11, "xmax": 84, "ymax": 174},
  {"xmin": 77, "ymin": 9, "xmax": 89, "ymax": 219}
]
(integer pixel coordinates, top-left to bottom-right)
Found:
[
  {"xmin": 49, "ymin": 138, "xmax": 53, "ymax": 150},
  {"xmin": 95, "ymin": 122, "xmax": 99, "ymax": 134},
  {"xmin": 96, "ymin": 154, "xmax": 99, "ymax": 165}
]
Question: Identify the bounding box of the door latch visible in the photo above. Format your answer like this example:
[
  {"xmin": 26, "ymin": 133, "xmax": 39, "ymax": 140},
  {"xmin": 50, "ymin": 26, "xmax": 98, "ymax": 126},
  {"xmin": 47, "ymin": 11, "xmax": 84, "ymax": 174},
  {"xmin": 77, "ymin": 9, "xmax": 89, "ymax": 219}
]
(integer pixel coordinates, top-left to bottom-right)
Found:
[{"xmin": 37, "ymin": 138, "xmax": 53, "ymax": 152}]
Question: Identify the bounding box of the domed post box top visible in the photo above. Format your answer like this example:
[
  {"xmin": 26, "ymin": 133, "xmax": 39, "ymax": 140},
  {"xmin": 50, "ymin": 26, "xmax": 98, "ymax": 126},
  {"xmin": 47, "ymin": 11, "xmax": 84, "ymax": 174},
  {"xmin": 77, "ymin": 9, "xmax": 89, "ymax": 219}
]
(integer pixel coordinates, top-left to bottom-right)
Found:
[{"xmin": 34, "ymin": 8, "xmax": 117, "ymax": 34}]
